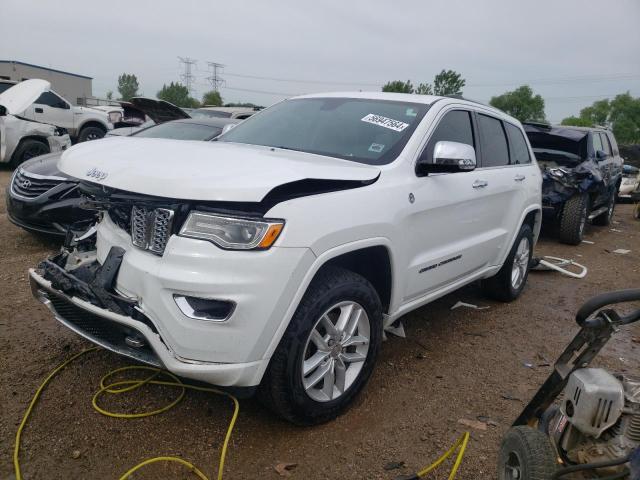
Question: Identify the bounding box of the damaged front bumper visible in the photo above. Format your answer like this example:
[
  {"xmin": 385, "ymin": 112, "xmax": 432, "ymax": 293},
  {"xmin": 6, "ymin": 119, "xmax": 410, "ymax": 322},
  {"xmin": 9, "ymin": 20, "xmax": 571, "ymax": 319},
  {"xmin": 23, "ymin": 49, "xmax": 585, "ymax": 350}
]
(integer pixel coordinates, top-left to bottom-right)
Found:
[{"xmin": 29, "ymin": 249, "xmax": 269, "ymax": 390}]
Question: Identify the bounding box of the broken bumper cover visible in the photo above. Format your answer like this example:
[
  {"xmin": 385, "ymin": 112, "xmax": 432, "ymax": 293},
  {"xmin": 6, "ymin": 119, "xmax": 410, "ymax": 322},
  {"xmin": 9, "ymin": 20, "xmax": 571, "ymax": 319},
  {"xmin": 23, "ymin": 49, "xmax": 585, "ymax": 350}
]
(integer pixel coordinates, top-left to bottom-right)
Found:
[
  {"xmin": 30, "ymin": 268, "xmax": 268, "ymax": 388},
  {"xmin": 48, "ymin": 133, "xmax": 72, "ymax": 152}
]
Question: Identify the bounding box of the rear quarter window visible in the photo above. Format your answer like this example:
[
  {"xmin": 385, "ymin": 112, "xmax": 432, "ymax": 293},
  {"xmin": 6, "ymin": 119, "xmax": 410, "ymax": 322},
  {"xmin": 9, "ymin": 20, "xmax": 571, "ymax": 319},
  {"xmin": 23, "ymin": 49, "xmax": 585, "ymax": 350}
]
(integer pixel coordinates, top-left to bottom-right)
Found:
[{"xmin": 505, "ymin": 123, "xmax": 531, "ymax": 164}]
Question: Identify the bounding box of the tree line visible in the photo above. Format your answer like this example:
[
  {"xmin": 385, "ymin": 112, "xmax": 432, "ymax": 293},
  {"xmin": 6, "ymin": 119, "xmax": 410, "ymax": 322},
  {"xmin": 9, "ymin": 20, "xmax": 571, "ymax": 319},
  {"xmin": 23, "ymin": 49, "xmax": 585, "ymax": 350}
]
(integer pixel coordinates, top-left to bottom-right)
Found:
[
  {"xmin": 111, "ymin": 71, "xmax": 639, "ymax": 144},
  {"xmin": 382, "ymin": 71, "xmax": 639, "ymax": 145},
  {"xmin": 111, "ymin": 73, "xmax": 227, "ymax": 108}
]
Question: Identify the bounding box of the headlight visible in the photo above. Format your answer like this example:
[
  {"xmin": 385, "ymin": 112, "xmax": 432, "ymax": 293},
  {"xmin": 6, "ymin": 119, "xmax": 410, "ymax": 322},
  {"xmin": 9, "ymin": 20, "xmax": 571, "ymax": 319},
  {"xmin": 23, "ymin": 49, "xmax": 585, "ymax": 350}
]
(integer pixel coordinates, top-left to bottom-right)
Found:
[
  {"xmin": 108, "ymin": 111, "xmax": 122, "ymax": 124},
  {"xmin": 179, "ymin": 212, "xmax": 284, "ymax": 250}
]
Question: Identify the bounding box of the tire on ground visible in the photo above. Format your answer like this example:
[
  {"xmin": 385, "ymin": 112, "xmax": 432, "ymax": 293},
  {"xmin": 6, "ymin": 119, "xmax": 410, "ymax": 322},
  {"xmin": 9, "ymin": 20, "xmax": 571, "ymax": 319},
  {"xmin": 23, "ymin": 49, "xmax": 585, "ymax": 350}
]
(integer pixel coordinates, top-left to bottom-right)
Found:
[
  {"xmin": 592, "ymin": 190, "xmax": 615, "ymax": 226},
  {"xmin": 10, "ymin": 138, "xmax": 50, "ymax": 167},
  {"xmin": 558, "ymin": 193, "xmax": 588, "ymax": 245},
  {"xmin": 497, "ymin": 426, "xmax": 558, "ymax": 480},
  {"xmin": 77, "ymin": 125, "xmax": 106, "ymax": 142},
  {"xmin": 482, "ymin": 222, "xmax": 533, "ymax": 302},
  {"xmin": 258, "ymin": 265, "xmax": 382, "ymax": 425}
]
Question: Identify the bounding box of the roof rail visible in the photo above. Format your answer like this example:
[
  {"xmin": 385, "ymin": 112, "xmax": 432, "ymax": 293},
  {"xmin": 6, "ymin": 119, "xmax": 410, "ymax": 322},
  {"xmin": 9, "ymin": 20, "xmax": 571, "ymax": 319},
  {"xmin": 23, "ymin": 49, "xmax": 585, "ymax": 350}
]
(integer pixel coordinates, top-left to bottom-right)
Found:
[
  {"xmin": 443, "ymin": 94, "xmax": 489, "ymax": 107},
  {"xmin": 522, "ymin": 121, "xmax": 552, "ymax": 130}
]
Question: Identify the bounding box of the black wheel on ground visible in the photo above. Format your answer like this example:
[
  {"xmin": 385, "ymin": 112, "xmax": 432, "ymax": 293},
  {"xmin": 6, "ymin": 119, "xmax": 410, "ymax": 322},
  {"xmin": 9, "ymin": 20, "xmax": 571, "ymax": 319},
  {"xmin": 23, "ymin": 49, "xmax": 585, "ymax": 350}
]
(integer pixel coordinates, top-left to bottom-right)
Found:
[
  {"xmin": 482, "ymin": 222, "xmax": 533, "ymax": 302},
  {"xmin": 10, "ymin": 139, "xmax": 50, "ymax": 167},
  {"xmin": 558, "ymin": 193, "xmax": 589, "ymax": 245},
  {"xmin": 258, "ymin": 266, "xmax": 382, "ymax": 425},
  {"xmin": 498, "ymin": 426, "xmax": 558, "ymax": 480},
  {"xmin": 77, "ymin": 125, "xmax": 106, "ymax": 142},
  {"xmin": 592, "ymin": 190, "xmax": 616, "ymax": 226}
]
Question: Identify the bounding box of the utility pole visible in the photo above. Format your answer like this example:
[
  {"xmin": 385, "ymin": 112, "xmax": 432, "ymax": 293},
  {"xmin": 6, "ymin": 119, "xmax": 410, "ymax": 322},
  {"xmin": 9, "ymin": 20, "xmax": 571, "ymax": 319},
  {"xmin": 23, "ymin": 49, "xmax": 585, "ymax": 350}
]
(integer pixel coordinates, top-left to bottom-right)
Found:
[
  {"xmin": 206, "ymin": 61, "xmax": 225, "ymax": 92},
  {"xmin": 177, "ymin": 56, "xmax": 197, "ymax": 94}
]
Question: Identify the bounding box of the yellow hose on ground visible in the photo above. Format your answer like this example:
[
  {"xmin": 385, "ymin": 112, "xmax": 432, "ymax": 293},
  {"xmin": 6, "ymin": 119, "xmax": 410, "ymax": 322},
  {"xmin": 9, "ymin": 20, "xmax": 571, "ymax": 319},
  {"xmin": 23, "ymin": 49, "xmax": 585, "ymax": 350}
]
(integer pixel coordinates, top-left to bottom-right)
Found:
[
  {"xmin": 415, "ymin": 431, "xmax": 470, "ymax": 479},
  {"xmin": 13, "ymin": 347, "xmax": 239, "ymax": 480},
  {"xmin": 14, "ymin": 347, "xmax": 468, "ymax": 479}
]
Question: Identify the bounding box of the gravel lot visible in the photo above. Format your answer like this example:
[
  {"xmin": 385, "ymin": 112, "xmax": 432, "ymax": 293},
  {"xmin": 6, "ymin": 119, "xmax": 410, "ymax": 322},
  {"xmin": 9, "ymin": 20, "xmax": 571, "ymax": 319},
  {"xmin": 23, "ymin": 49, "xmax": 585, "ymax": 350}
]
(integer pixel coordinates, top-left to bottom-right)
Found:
[{"xmin": 1, "ymin": 168, "xmax": 638, "ymax": 480}]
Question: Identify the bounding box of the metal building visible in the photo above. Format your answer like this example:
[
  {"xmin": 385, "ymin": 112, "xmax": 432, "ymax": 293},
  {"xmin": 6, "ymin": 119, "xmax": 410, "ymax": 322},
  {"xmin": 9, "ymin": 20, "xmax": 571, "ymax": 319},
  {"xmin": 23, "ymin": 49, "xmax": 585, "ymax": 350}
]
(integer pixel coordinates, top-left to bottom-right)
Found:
[{"xmin": 0, "ymin": 60, "xmax": 93, "ymax": 105}]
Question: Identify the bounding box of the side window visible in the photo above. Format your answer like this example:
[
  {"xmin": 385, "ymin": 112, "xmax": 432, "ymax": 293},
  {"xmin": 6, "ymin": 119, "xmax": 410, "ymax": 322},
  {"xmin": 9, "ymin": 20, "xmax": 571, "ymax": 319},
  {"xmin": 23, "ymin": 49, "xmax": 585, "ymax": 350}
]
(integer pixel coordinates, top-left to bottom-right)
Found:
[
  {"xmin": 505, "ymin": 122, "xmax": 531, "ymax": 164},
  {"xmin": 600, "ymin": 133, "xmax": 612, "ymax": 156},
  {"xmin": 591, "ymin": 132, "xmax": 604, "ymax": 155},
  {"xmin": 421, "ymin": 110, "xmax": 474, "ymax": 162},
  {"xmin": 477, "ymin": 114, "xmax": 509, "ymax": 167},
  {"xmin": 35, "ymin": 91, "xmax": 67, "ymax": 109},
  {"xmin": 607, "ymin": 133, "xmax": 619, "ymax": 156}
]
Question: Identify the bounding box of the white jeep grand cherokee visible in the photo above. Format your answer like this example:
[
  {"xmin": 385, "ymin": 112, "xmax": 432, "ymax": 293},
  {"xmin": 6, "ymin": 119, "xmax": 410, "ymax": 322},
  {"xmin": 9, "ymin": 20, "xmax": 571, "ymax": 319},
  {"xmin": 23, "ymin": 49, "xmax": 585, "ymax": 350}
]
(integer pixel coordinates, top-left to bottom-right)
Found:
[{"xmin": 30, "ymin": 92, "xmax": 542, "ymax": 424}]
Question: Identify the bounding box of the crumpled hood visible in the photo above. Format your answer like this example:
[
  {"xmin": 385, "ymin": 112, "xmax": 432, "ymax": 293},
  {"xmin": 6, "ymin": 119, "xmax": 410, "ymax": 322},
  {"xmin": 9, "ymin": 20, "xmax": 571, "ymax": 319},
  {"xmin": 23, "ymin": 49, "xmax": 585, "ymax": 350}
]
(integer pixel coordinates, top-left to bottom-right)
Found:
[{"xmin": 58, "ymin": 137, "xmax": 380, "ymax": 202}]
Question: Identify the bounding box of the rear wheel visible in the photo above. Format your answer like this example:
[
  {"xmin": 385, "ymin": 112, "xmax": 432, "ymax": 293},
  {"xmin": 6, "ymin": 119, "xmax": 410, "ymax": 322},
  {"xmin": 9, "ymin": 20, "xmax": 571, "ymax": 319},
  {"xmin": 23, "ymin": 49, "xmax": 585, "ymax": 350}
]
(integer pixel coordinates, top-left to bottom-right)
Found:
[
  {"xmin": 10, "ymin": 139, "xmax": 49, "ymax": 167},
  {"xmin": 592, "ymin": 190, "xmax": 615, "ymax": 226},
  {"xmin": 498, "ymin": 426, "xmax": 558, "ymax": 480},
  {"xmin": 558, "ymin": 193, "xmax": 588, "ymax": 245},
  {"xmin": 259, "ymin": 266, "xmax": 382, "ymax": 425},
  {"xmin": 482, "ymin": 223, "xmax": 533, "ymax": 302},
  {"xmin": 77, "ymin": 125, "xmax": 105, "ymax": 142}
]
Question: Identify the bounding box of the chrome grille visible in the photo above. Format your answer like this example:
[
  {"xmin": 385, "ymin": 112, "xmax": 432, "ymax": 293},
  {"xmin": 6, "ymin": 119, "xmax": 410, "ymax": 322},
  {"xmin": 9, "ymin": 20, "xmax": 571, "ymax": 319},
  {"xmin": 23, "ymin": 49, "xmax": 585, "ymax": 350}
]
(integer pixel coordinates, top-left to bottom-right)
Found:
[
  {"xmin": 130, "ymin": 206, "xmax": 174, "ymax": 255},
  {"xmin": 12, "ymin": 169, "xmax": 63, "ymax": 198}
]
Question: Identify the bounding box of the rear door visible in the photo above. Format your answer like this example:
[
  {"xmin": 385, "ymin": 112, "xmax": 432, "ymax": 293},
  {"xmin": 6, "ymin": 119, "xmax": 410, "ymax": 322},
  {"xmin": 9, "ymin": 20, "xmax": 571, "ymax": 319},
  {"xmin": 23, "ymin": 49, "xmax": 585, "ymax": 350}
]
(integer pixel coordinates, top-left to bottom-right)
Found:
[{"xmin": 474, "ymin": 114, "xmax": 530, "ymax": 266}]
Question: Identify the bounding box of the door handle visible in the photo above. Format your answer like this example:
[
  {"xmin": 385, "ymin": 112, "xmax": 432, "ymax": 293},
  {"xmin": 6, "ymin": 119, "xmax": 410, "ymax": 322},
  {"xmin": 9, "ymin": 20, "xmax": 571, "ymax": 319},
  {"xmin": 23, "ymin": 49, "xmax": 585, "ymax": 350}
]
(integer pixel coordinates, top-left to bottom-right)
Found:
[
  {"xmin": 35, "ymin": 107, "xmax": 43, "ymax": 113},
  {"xmin": 514, "ymin": 174, "xmax": 526, "ymax": 182},
  {"xmin": 472, "ymin": 180, "xmax": 488, "ymax": 189}
]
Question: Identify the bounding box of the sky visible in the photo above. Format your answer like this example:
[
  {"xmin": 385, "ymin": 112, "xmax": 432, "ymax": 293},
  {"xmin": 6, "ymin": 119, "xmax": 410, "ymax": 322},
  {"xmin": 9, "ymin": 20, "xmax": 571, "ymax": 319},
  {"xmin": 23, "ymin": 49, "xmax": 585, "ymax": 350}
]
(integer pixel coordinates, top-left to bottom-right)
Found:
[{"xmin": 1, "ymin": 0, "xmax": 639, "ymax": 123}]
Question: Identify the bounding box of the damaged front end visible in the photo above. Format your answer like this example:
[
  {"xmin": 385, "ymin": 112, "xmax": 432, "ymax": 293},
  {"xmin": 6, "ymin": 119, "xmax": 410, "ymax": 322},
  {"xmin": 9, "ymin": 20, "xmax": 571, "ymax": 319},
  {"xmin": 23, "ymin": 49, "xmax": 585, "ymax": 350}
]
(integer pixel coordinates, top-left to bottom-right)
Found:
[
  {"xmin": 31, "ymin": 238, "xmax": 163, "ymax": 367},
  {"xmin": 540, "ymin": 159, "xmax": 604, "ymax": 210}
]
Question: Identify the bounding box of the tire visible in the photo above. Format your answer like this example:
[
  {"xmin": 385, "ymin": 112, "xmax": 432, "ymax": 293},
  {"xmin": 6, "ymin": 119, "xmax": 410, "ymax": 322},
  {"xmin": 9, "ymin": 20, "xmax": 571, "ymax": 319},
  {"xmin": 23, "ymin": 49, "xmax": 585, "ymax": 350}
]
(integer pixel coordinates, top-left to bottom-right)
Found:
[
  {"xmin": 259, "ymin": 266, "xmax": 382, "ymax": 425},
  {"xmin": 558, "ymin": 193, "xmax": 588, "ymax": 245},
  {"xmin": 498, "ymin": 426, "xmax": 558, "ymax": 480},
  {"xmin": 77, "ymin": 125, "xmax": 106, "ymax": 142},
  {"xmin": 592, "ymin": 190, "xmax": 615, "ymax": 226},
  {"xmin": 482, "ymin": 223, "xmax": 533, "ymax": 302},
  {"xmin": 10, "ymin": 139, "xmax": 50, "ymax": 167}
]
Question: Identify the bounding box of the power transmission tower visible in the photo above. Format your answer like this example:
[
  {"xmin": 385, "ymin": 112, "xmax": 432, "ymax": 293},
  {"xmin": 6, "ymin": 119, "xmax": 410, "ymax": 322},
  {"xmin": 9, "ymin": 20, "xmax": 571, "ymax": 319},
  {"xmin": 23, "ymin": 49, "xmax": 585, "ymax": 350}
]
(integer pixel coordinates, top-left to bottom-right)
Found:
[
  {"xmin": 206, "ymin": 61, "xmax": 225, "ymax": 92},
  {"xmin": 177, "ymin": 56, "xmax": 197, "ymax": 93}
]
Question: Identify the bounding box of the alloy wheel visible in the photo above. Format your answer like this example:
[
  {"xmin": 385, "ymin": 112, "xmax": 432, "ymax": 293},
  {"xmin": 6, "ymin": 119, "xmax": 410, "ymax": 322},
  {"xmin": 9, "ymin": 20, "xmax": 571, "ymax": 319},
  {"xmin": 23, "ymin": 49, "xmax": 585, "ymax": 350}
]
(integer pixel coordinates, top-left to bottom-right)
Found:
[
  {"xmin": 301, "ymin": 301, "xmax": 370, "ymax": 402},
  {"xmin": 511, "ymin": 237, "xmax": 530, "ymax": 290}
]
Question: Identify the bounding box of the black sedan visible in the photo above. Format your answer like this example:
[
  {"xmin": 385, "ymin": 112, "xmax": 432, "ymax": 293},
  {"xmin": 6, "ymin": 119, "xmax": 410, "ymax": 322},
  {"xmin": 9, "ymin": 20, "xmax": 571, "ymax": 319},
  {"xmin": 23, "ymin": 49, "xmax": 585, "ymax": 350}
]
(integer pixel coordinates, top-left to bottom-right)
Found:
[{"xmin": 6, "ymin": 117, "xmax": 239, "ymax": 237}]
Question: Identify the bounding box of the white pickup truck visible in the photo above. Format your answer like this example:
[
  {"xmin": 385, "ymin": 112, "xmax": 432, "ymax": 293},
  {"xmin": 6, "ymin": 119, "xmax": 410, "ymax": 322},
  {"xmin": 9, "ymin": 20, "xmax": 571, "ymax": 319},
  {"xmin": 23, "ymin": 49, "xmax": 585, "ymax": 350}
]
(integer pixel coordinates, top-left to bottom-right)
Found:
[
  {"xmin": 0, "ymin": 80, "xmax": 118, "ymax": 142},
  {"xmin": 31, "ymin": 92, "xmax": 542, "ymax": 424}
]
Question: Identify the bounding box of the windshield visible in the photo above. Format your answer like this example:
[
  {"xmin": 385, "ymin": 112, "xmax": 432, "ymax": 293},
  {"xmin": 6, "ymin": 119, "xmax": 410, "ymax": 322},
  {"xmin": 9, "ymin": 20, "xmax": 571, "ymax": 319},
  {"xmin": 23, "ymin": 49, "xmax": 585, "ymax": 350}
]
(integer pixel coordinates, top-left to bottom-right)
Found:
[
  {"xmin": 132, "ymin": 122, "xmax": 220, "ymax": 140},
  {"xmin": 218, "ymin": 97, "xmax": 430, "ymax": 165}
]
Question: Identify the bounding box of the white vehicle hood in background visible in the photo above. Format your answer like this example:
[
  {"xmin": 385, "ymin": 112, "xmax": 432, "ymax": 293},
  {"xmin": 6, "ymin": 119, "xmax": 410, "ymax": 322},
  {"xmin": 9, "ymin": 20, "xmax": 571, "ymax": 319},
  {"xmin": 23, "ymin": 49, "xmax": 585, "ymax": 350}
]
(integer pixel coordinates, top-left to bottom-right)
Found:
[
  {"xmin": 58, "ymin": 137, "xmax": 380, "ymax": 202},
  {"xmin": 0, "ymin": 79, "xmax": 50, "ymax": 115}
]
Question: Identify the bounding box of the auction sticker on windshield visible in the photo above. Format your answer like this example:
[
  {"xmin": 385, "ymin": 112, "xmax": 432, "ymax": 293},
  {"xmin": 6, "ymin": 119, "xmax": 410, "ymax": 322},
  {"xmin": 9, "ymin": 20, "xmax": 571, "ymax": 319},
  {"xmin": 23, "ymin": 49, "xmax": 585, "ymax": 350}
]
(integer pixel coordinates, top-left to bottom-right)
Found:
[{"xmin": 361, "ymin": 114, "xmax": 409, "ymax": 132}]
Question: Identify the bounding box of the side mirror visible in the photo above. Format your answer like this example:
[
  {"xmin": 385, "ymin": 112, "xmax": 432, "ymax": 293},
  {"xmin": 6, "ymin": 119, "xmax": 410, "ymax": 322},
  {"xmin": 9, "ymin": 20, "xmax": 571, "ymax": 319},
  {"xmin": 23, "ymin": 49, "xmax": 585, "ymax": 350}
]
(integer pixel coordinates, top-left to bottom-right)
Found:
[
  {"xmin": 596, "ymin": 150, "xmax": 608, "ymax": 161},
  {"xmin": 417, "ymin": 141, "xmax": 476, "ymax": 176},
  {"xmin": 221, "ymin": 123, "xmax": 237, "ymax": 135}
]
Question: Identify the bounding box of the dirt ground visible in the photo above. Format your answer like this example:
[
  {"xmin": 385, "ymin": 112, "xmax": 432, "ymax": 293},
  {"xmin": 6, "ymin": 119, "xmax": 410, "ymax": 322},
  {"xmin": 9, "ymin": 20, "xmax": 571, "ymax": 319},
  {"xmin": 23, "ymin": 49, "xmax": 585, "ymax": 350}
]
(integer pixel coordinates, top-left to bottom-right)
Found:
[{"xmin": 1, "ymin": 168, "xmax": 638, "ymax": 480}]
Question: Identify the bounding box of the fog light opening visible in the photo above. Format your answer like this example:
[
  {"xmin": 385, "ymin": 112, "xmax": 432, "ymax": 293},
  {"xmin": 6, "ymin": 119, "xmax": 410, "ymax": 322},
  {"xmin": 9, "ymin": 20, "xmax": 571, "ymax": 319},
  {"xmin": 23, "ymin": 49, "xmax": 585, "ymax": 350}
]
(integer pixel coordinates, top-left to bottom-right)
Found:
[{"xmin": 174, "ymin": 295, "xmax": 235, "ymax": 322}]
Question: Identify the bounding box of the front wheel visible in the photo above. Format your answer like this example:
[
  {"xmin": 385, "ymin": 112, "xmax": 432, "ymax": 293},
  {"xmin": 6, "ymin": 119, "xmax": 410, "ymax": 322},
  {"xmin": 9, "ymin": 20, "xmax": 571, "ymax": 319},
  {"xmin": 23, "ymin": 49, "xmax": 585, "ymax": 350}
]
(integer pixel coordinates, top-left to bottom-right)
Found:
[
  {"xmin": 10, "ymin": 139, "xmax": 50, "ymax": 167},
  {"xmin": 259, "ymin": 266, "xmax": 382, "ymax": 425},
  {"xmin": 482, "ymin": 223, "xmax": 533, "ymax": 302},
  {"xmin": 558, "ymin": 193, "xmax": 588, "ymax": 245},
  {"xmin": 498, "ymin": 426, "xmax": 558, "ymax": 480}
]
